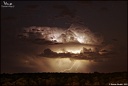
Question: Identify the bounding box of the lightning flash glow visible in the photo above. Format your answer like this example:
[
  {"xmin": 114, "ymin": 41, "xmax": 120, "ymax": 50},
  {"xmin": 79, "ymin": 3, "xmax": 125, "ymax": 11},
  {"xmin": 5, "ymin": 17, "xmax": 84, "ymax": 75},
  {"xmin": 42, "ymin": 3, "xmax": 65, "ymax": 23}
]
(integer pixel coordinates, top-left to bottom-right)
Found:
[
  {"xmin": 19, "ymin": 24, "xmax": 113, "ymax": 72},
  {"xmin": 19, "ymin": 24, "xmax": 103, "ymax": 45}
]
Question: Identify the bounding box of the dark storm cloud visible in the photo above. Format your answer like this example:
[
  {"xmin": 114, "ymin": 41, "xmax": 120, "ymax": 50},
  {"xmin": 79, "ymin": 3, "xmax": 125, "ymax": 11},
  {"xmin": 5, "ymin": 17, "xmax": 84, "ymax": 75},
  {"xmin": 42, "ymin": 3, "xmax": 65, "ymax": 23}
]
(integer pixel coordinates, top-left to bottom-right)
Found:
[
  {"xmin": 18, "ymin": 25, "xmax": 115, "ymax": 63},
  {"xmin": 32, "ymin": 38, "xmax": 54, "ymax": 45},
  {"xmin": 39, "ymin": 48, "xmax": 71, "ymax": 58},
  {"xmin": 39, "ymin": 48, "xmax": 114, "ymax": 62},
  {"xmin": 28, "ymin": 38, "xmax": 62, "ymax": 45}
]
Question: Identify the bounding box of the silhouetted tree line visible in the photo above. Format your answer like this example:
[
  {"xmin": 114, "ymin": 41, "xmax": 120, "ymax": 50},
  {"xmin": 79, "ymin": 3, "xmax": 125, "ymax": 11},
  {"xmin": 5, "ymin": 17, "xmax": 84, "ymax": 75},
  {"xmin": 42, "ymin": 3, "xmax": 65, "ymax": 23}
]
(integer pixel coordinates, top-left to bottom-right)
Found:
[{"xmin": 1, "ymin": 72, "xmax": 127, "ymax": 86}]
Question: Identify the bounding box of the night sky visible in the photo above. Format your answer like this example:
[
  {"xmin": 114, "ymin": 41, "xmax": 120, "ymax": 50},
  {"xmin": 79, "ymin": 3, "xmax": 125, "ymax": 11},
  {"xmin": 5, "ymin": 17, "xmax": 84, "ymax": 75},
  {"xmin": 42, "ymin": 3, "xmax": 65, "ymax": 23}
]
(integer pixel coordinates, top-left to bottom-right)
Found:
[{"xmin": 1, "ymin": 1, "xmax": 127, "ymax": 73}]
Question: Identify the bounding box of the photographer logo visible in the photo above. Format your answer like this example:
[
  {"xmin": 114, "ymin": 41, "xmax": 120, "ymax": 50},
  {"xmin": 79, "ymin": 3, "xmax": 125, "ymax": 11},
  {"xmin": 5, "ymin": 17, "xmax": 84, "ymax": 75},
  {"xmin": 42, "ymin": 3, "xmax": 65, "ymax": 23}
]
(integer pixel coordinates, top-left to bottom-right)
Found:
[{"xmin": 1, "ymin": 1, "xmax": 15, "ymax": 8}]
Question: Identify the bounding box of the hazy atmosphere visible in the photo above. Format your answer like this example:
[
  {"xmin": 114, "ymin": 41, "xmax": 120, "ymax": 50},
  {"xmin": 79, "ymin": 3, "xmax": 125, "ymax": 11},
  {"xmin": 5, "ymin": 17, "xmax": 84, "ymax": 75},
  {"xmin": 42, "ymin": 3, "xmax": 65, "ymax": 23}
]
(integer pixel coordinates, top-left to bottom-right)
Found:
[{"xmin": 1, "ymin": 1, "xmax": 127, "ymax": 73}]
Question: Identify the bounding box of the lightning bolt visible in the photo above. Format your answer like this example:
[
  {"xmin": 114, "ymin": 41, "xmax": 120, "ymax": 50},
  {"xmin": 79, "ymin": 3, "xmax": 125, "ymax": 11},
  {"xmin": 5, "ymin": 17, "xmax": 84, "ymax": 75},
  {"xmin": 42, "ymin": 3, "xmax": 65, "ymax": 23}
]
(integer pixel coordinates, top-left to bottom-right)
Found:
[
  {"xmin": 56, "ymin": 58, "xmax": 81, "ymax": 72},
  {"xmin": 61, "ymin": 61, "xmax": 77, "ymax": 72}
]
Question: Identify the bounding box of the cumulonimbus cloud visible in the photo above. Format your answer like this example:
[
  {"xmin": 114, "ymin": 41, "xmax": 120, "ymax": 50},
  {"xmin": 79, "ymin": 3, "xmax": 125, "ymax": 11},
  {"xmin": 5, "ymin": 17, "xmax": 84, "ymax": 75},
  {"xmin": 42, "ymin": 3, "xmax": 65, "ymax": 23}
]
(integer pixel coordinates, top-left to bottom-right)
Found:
[
  {"xmin": 18, "ymin": 24, "xmax": 104, "ymax": 45},
  {"xmin": 18, "ymin": 24, "xmax": 115, "ymax": 62}
]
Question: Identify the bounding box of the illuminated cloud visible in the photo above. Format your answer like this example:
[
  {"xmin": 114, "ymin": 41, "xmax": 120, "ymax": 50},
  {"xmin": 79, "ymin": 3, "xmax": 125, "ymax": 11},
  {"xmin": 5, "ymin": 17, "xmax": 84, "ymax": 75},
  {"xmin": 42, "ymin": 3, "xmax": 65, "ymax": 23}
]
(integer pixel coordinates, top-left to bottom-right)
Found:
[
  {"xmin": 39, "ymin": 47, "xmax": 114, "ymax": 62},
  {"xmin": 18, "ymin": 24, "xmax": 115, "ymax": 72},
  {"xmin": 18, "ymin": 24, "xmax": 114, "ymax": 62},
  {"xmin": 18, "ymin": 24, "xmax": 103, "ymax": 45}
]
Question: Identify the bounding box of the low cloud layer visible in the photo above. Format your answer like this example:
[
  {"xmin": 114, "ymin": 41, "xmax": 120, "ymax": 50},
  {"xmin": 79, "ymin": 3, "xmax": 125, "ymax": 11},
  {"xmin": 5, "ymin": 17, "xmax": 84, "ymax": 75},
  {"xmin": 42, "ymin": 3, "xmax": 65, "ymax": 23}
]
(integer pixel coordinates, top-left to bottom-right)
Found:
[{"xmin": 39, "ymin": 46, "xmax": 114, "ymax": 62}]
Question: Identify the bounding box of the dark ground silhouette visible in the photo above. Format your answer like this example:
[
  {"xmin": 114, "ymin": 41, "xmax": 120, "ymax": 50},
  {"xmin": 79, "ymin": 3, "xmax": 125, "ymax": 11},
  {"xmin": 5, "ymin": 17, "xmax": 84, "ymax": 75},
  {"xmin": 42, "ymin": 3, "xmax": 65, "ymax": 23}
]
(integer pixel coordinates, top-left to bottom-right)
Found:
[{"xmin": 1, "ymin": 72, "xmax": 127, "ymax": 86}]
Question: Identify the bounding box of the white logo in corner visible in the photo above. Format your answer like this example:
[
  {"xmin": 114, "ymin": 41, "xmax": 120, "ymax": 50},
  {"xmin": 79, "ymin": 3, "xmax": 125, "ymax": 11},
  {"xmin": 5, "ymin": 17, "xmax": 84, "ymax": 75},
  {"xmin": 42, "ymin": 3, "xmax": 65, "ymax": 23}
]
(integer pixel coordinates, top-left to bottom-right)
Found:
[{"xmin": 1, "ymin": 1, "xmax": 15, "ymax": 8}]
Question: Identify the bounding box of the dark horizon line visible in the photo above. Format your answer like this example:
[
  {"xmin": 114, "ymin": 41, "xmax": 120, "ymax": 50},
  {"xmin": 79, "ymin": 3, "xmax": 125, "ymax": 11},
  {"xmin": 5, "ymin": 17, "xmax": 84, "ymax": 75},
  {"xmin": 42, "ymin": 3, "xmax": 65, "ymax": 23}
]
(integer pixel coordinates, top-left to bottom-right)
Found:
[{"xmin": 1, "ymin": 71, "xmax": 127, "ymax": 74}]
